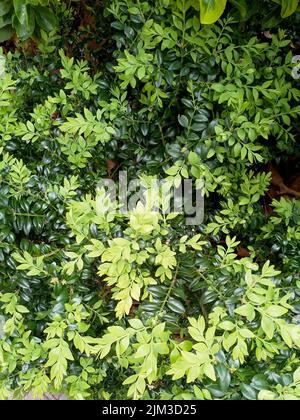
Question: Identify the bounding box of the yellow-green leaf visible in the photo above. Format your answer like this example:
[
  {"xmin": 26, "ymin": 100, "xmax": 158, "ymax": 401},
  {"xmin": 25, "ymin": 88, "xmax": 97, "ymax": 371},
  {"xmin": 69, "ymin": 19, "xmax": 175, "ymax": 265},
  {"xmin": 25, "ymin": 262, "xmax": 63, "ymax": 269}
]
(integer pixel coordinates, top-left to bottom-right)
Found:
[
  {"xmin": 281, "ymin": 0, "xmax": 299, "ymax": 18},
  {"xmin": 200, "ymin": 0, "xmax": 227, "ymax": 24}
]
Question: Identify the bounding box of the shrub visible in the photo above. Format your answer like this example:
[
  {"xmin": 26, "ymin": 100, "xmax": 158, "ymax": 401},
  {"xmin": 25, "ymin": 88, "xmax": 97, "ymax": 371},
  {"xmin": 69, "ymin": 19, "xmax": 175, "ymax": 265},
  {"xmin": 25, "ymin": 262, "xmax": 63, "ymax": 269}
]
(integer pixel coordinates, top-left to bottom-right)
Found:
[
  {"xmin": 0, "ymin": 0, "xmax": 58, "ymax": 42},
  {"xmin": 0, "ymin": 0, "xmax": 300, "ymax": 400}
]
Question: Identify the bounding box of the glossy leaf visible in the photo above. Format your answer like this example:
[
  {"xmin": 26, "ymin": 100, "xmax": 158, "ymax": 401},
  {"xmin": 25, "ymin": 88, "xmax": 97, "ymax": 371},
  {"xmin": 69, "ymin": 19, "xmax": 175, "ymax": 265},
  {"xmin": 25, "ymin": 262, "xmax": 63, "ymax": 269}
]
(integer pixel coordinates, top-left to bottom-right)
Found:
[
  {"xmin": 199, "ymin": 0, "xmax": 227, "ymax": 24},
  {"xmin": 281, "ymin": 0, "xmax": 299, "ymax": 17}
]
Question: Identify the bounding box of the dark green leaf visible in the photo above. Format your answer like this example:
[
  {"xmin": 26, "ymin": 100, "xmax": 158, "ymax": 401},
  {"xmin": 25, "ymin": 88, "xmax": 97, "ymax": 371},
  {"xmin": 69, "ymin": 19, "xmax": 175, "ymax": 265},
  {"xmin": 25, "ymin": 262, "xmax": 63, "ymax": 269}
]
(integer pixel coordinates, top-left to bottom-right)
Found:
[{"xmin": 34, "ymin": 6, "xmax": 57, "ymax": 33}]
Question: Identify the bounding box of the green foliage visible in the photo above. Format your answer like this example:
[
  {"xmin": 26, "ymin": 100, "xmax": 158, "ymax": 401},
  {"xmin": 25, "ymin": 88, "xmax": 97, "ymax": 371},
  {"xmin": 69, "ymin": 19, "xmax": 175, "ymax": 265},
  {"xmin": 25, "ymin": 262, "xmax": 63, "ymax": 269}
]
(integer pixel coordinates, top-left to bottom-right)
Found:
[
  {"xmin": 0, "ymin": 0, "xmax": 58, "ymax": 41},
  {"xmin": 199, "ymin": 0, "xmax": 227, "ymax": 24},
  {"xmin": 0, "ymin": 0, "xmax": 299, "ymax": 402},
  {"xmin": 197, "ymin": 0, "xmax": 300, "ymax": 24}
]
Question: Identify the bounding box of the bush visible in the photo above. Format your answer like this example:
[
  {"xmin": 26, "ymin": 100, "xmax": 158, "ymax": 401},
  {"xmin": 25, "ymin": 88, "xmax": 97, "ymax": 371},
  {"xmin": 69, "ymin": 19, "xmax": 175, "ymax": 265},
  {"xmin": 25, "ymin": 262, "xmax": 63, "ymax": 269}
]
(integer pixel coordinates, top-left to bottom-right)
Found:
[
  {"xmin": 0, "ymin": 0, "xmax": 58, "ymax": 42},
  {"xmin": 0, "ymin": 0, "xmax": 300, "ymax": 400}
]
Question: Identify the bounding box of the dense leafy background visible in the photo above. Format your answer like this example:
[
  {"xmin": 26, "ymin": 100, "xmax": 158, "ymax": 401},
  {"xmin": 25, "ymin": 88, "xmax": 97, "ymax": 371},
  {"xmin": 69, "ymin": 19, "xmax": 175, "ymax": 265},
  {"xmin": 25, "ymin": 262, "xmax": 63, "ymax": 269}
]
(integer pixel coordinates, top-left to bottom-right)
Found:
[{"xmin": 0, "ymin": 0, "xmax": 300, "ymax": 400}]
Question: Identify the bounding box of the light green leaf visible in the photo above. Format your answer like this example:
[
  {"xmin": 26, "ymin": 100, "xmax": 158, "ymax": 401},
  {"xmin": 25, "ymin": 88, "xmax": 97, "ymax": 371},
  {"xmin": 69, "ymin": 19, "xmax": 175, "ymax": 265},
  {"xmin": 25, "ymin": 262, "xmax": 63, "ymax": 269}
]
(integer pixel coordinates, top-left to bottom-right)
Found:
[
  {"xmin": 281, "ymin": 0, "xmax": 299, "ymax": 17},
  {"xmin": 219, "ymin": 321, "xmax": 235, "ymax": 331},
  {"xmin": 152, "ymin": 323, "xmax": 165, "ymax": 338},
  {"xmin": 239, "ymin": 328, "xmax": 255, "ymax": 339},
  {"xmin": 258, "ymin": 390, "xmax": 276, "ymax": 400},
  {"xmin": 182, "ymin": 351, "xmax": 199, "ymax": 365},
  {"xmin": 203, "ymin": 363, "xmax": 216, "ymax": 381},
  {"xmin": 293, "ymin": 367, "xmax": 300, "ymax": 383},
  {"xmin": 188, "ymin": 151, "xmax": 200, "ymax": 165},
  {"xmin": 128, "ymin": 319, "xmax": 144, "ymax": 330},
  {"xmin": 265, "ymin": 305, "xmax": 288, "ymax": 318},
  {"xmin": 235, "ymin": 304, "xmax": 255, "ymax": 321},
  {"xmin": 261, "ymin": 315, "xmax": 275, "ymax": 339},
  {"xmin": 200, "ymin": 0, "xmax": 227, "ymax": 24}
]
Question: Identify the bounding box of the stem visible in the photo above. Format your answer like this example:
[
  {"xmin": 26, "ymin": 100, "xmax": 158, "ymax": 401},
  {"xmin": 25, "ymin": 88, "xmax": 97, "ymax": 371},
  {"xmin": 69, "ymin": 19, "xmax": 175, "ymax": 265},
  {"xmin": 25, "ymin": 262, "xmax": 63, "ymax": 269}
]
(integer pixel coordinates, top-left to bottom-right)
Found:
[{"xmin": 158, "ymin": 264, "xmax": 179, "ymax": 317}]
